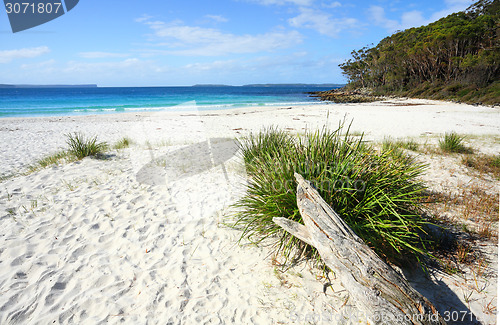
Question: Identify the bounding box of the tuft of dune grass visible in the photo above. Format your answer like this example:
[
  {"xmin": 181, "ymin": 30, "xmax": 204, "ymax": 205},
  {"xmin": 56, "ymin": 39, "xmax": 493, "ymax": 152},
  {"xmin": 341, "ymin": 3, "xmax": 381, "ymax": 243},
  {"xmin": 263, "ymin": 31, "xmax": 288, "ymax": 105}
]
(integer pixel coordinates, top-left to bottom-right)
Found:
[
  {"xmin": 66, "ymin": 132, "xmax": 108, "ymax": 159},
  {"xmin": 439, "ymin": 132, "xmax": 473, "ymax": 154},
  {"xmin": 27, "ymin": 133, "xmax": 108, "ymax": 173},
  {"xmin": 28, "ymin": 151, "xmax": 73, "ymax": 172},
  {"xmin": 113, "ymin": 137, "xmax": 132, "ymax": 149},
  {"xmin": 231, "ymin": 124, "xmax": 435, "ymax": 266}
]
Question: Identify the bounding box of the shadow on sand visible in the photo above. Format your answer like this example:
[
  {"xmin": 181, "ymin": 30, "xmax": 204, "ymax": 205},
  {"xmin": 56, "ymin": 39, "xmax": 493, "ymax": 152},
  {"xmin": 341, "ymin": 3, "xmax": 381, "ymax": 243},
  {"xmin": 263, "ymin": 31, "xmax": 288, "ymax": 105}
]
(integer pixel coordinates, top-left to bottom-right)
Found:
[{"xmin": 403, "ymin": 266, "xmax": 482, "ymax": 325}]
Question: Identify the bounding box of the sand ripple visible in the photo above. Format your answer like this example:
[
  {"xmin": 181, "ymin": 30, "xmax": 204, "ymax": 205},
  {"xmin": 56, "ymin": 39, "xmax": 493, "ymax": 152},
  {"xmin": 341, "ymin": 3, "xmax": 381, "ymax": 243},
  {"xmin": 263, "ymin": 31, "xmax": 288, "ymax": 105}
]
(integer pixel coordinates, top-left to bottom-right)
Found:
[{"xmin": 0, "ymin": 150, "xmax": 341, "ymax": 324}]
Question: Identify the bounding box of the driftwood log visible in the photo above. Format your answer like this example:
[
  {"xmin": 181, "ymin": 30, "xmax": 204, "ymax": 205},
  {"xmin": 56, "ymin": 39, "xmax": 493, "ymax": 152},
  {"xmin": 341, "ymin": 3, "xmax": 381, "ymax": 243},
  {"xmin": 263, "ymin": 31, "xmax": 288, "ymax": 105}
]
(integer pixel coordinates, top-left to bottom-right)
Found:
[{"xmin": 273, "ymin": 173, "xmax": 445, "ymax": 325}]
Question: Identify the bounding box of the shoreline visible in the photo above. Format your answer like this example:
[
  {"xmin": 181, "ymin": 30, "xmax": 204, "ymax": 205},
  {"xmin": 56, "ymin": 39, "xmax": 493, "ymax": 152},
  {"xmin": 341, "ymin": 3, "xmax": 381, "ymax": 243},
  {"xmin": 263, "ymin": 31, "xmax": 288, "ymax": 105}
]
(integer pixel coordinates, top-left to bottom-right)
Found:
[
  {"xmin": 0, "ymin": 100, "xmax": 327, "ymax": 120},
  {"xmin": 0, "ymin": 84, "xmax": 335, "ymax": 120},
  {"xmin": 1, "ymin": 95, "xmax": 497, "ymax": 120},
  {"xmin": 0, "ymin": 98, "xmax": 498, "ymax": 324}
]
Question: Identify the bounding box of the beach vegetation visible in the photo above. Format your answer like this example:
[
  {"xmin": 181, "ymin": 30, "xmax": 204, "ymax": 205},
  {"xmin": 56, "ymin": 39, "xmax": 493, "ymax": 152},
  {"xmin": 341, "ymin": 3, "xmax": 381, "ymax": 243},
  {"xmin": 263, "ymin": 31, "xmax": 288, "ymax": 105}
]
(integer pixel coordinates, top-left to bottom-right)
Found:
[
  {"xmin": 113, "ymin": 137, "xmax": 132, "ymax": 149},
  {"xmin": 382, "ymin": 138, "xmax": 420, "ymax": 152},
  {"xmin": 231, "ymin": 125, "xmax": 434, "ymax": 266},
  {"xmin": 423, "ymin": 182, "xmax": 498, "ymax": 242},
  {"xmin": 62, "ymin": 179, "xmax": 77, "ymax": 191},
  {"xmin": 438, "ymin": 132, "xmax": 473, "ymax": 153},
  {"xmin": 0, "ymin": 173, "xmax": 17, "ymax": 182},
  {"xmin": 66, "ymin": 132, "xmax": 108, "ymax": 159},
  {"xmin": 157, "ymin": 139, "xmax": 173, "ymax": 147},
  {"xmin": 463, "ymin": 154, "xmax": 500, "ymax": 178},
  {"xmin": 30, "ymin": 151, "xmax": 73, "ymax": 171},
  {"xmin": 29, "ymin": 133, "xmax": 109, "ymax": 173}
]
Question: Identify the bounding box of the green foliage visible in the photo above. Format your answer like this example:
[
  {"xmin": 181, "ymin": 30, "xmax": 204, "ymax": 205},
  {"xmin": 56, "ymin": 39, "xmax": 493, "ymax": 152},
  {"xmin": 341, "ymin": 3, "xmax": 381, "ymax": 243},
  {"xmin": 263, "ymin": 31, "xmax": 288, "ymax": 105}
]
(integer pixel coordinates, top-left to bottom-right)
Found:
[
  {"xmin": 239, "ymin": 126, "xmax": 294, "ymax": 169},
  {"xmin": 398, "ymin": 80, "xmax": 499, "ymax": 104},
  {"xmin": 66, "ymin": 132, "xmax": 108, "ymax": 159},
  {"xmin": 439, "ymin": 132, "xmax": 473, "ymax": 153},
  {"xmin": 492, "ymin": 155, "xmax": 500, "ymax": 168},
  {"xmin": 113, "ymin": 137, "xmax": 132, "ymax": 149},
  {"xmin": 29, "ymin": 151, "xmax": 72, "ymax": 172},
  {"xmin": 232, "ymin": 126, "xmax": 433, "ymax": 266},
  {"xmin": 383, "ymin": 138, "xmax": 419, "ymax": 152},
  {"xmin": 339, "ymin": 0, "xmax": 499, "ymax": 104}
]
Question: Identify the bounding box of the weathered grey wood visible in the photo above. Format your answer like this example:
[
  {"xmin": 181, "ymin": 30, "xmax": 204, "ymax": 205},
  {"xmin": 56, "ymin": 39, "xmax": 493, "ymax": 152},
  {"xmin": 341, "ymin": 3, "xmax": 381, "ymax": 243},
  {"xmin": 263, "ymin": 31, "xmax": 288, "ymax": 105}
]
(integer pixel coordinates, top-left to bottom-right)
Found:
[{"xmin": 273, "ymin": 173, "xmax": 445, "ymax": 325}]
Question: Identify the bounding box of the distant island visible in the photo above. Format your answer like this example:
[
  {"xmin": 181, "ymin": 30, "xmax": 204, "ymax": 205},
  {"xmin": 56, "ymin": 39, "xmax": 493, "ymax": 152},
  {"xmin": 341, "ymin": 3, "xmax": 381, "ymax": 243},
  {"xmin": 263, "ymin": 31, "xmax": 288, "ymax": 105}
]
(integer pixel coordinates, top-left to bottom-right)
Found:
[
  {"xmin": 0, "ymin": 84, "xmax": 98, "ymax": 88},
  {"xmin": 327, "ymin": 0, "xmax": 499, "ymax": 105}
]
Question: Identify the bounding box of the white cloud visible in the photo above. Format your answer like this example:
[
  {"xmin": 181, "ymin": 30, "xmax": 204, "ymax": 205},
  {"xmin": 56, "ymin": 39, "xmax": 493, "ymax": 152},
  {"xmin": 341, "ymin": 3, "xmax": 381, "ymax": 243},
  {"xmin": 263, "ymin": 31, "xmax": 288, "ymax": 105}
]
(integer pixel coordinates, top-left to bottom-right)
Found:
[
  {"xmin": 6, "ymin": 52, "xmax": 345, "ymax": 86},
  {"xmin": 60, "ymin": 58, "xmax": 171, "ymax": 84},
  {"xmin": 150, "ymin": 22, "xmax": 225, "ymax": 44},
  {"xmin": 177, "ymin": 53, "xmax": 344, "ymax": 84},
  {"xmin": 368, "ymin": 6, "xmax": 428, "ymax": 32},
  {"xmin": 79, "ymin": 52, "xmax": 130, "ymax": 59},
  {"xmin": 368, "ymin": 6, "xmax": 400, "ymax": 31},
  {"xmin": 0, "ymin": 46, "xmax": 50, "ymax": 63},
  {"xmin": 288, "ymin": 7, "xmax": 357, "ymax": 37},
  {"xmin": 63, "ymin": 58, "xmax": 144, "ymax": 73},
  {"xmin": 142, "ymin": 20, "xmax": 303, "ymax": 56},
  {"xmin": 247, "ymin": 0, "xmax": 314, "ymax": 6},
  {"xmin": 323, "ymin": 1, "xmax": 341, "ymax": 8},
  {"xmin": 444, "ymin": 0, "xmax": 473, "ymax": 7},
  {"xmin": 20, "ymin": 59, "xmax": 56, "ymax": 71},
  {"xmin": 135, "ymin": 14, "xmax": 153, "ymax": 23},
  {"xmin": 8, "ymin": 57, "xmax": 173, "ymax": 86},
  {"xmin": 205, "ymin": 15, "xmax": 228, "ymax": 23},
  {"xmin": 369, "ymin": 0, "xmax": 475, "ymax": 33},
  {"xmin": 430, "ymin": 0, "xmax": 474, "ymax": 21},
  {"xmin": 401, "ymin": 10, "xmax": 426, "ymax": 28}
]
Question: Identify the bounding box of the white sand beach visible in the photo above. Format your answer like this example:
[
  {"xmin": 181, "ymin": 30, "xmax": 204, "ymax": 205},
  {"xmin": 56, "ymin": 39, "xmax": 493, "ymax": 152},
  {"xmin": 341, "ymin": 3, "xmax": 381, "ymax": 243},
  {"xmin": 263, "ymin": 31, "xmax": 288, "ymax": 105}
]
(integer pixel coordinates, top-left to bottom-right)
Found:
[{"xmin": 0, "ymin": 99, "xmax": 498, "ymax": 324}]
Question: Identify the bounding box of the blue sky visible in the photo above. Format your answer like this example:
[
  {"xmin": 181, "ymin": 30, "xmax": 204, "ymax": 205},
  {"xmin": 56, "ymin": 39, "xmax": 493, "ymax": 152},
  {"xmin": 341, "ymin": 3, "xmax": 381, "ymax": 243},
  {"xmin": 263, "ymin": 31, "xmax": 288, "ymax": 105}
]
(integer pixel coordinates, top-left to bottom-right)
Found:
[{"xmin": 0, "ymin": 0, "xmax": 474, "ymax": 86}]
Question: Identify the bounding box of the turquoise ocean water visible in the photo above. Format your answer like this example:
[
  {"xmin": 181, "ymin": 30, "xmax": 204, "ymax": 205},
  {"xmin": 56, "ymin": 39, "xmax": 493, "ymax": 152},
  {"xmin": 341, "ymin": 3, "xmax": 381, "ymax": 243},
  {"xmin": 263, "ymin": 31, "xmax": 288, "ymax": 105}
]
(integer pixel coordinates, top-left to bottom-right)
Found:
[{"xmin": 0, "ymin": 85, "xmax": 339, "ymax": 118}]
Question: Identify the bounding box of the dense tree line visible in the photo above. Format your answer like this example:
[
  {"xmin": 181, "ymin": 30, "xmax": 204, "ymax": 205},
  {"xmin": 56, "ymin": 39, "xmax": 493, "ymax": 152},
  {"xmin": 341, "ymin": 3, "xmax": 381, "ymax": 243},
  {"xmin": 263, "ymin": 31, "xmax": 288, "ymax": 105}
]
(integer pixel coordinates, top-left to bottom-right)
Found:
[{"xmin": 340, "ymin": 0, "xmax": 499, "ymax": 104}]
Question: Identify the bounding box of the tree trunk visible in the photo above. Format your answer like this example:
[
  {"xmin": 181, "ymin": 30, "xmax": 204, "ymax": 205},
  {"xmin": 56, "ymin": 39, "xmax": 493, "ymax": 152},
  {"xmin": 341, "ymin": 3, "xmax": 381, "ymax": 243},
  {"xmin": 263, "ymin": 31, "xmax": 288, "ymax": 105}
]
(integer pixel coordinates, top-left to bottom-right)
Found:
[{"xmin": 273, "ymin": 173, "xmax": 446, "ymax": 325}]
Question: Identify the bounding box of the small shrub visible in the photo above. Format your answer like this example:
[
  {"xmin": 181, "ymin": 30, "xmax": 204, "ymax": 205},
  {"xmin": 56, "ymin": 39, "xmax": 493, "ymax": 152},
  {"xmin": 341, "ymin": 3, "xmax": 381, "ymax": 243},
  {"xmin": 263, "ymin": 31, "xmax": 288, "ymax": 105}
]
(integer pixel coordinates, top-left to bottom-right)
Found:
[
  {"xmin": 66, "ymin": 132, "xmax": 108, "ymax": 159},
  {"xmin": 232, "ymin": 126, "xmax": 433, "ymax": 266},
  {"xmin": 444, "ymin": 84, "xmax": 460, "ymax": 95},
  {"xmin": 439, "ymin": 132, "xmax": 473, "ymax": 154},
  {"xmin": 457, "ymin": 87, "xmax": 473, "ymax": 97}
]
